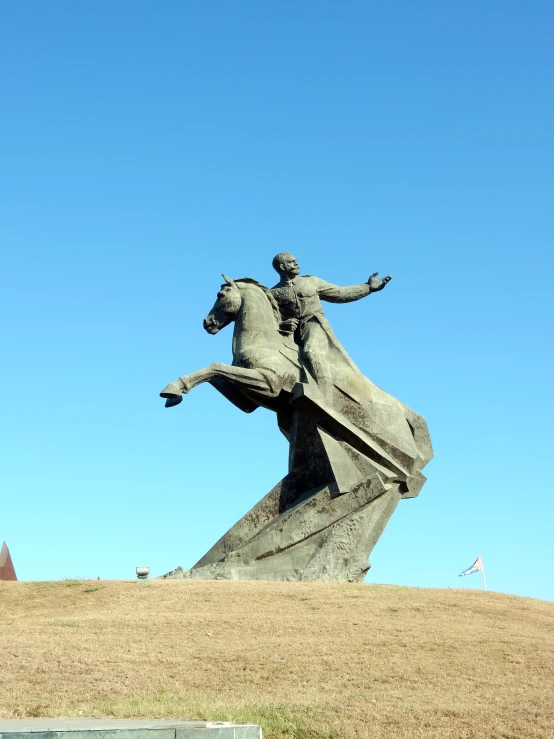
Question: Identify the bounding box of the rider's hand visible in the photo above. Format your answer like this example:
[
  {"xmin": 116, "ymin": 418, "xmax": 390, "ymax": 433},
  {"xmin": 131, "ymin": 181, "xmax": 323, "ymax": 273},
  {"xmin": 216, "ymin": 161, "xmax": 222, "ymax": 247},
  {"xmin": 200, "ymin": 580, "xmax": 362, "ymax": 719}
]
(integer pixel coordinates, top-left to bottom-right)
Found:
[
  {"xmin": 368, "ymin": 272, "xmax": 392, "ymax": 292},
  {"xmin": 280, "ymin": 318, "xmax": 299, "ymax": 334}
]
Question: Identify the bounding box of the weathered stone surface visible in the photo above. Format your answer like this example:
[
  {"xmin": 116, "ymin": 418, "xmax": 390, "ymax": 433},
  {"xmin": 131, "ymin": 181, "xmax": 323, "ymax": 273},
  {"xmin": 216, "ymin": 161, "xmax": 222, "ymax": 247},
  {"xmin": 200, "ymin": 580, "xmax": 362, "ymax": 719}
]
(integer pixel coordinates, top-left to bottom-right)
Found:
[{"xmin": 160, "ymin": 257, "xmax": 433, "ymax": 582}]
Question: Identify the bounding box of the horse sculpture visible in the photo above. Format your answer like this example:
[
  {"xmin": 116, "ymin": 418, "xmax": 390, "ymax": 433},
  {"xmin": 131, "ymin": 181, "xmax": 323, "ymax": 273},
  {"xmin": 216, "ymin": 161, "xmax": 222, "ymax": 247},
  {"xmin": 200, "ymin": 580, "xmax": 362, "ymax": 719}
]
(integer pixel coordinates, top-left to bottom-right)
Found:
[
  {"xmin": 160, "ymin": 275, "xmax": 433, "ymax": 582},
  {"xmin": 161, "ymin": 275, "xmax": 300, "ymax": 410}
]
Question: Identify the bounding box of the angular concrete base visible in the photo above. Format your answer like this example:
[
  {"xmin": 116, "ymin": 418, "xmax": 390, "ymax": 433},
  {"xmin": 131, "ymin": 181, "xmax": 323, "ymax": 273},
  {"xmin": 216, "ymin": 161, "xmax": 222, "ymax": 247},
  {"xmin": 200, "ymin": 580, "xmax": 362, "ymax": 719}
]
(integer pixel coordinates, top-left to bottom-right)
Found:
[
  {"xmin": 0, "ymin": 719, "xmax": 261, "ymax": 739},
  {"xmin": 161, "ymin": 382, "xmax": 432, "ymax": 583},
  {"xmin": 163, "ymin": 475, "xmax": 401, "ymax": 583}
]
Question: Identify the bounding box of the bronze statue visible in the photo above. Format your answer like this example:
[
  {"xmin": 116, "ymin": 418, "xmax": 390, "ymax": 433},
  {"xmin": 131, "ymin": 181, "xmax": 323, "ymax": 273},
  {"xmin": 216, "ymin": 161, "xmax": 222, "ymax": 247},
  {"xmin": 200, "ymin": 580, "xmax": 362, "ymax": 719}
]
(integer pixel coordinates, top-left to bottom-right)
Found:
[
  {"xmin": 270, "ymin": 252, "xmax": 391, "ymax": 398},
  {"xmin": 160, "ymin": 257, "xmax": 432, "ymax": 582}
]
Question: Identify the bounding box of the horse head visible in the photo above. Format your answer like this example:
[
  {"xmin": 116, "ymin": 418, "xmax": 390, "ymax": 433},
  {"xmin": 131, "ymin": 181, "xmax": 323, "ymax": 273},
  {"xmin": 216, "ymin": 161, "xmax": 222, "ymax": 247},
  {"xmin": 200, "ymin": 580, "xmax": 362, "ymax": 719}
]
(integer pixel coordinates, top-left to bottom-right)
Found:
[{"xmin": 203, "ymin": 274, "xmax": 242, "ymax": 334}]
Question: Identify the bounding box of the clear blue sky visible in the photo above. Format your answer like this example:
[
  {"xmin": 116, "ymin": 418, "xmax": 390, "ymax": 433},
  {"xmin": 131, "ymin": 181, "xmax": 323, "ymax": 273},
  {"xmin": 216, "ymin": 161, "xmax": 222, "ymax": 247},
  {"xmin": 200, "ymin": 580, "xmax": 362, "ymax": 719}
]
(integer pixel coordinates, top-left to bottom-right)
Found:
[{"xmin": 1, "ymin": 2, "xmax": 553, "ymax": 601}]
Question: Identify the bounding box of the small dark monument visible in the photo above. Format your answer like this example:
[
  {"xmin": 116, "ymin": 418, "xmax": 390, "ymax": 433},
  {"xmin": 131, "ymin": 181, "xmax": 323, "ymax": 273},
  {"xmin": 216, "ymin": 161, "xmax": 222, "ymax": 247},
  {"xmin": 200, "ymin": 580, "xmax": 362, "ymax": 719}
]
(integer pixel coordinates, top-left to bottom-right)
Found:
[
  {"xmin": 160, "ymin": 254, "xmax": 433, "ymax": 582},
  {"xmin": 0, "ymin": 541, "xmax": 17, "ymax": 581}
]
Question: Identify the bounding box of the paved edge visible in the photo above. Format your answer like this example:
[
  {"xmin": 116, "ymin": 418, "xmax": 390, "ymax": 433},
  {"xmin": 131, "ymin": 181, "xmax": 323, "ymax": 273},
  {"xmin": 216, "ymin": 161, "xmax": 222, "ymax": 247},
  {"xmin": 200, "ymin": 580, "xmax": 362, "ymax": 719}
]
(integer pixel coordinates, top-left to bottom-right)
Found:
[{"xmin": 0, "ymin": 720, "xmax": 261, "ymax": 739}]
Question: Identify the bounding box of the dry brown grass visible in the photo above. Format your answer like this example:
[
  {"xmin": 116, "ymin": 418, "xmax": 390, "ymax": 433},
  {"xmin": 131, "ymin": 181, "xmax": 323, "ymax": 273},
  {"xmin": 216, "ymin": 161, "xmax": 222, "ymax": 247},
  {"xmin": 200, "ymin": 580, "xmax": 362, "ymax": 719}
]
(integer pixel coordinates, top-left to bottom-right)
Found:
[{"xmin": 1, "ymin": 580, "xmax": 553, "ymax": 738}]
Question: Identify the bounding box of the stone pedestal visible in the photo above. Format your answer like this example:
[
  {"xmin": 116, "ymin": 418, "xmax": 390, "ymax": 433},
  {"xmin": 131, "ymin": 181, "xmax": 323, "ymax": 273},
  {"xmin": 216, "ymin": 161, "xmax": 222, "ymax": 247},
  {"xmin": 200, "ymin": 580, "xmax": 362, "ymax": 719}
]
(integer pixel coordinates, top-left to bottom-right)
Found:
[{"xmin": 162, "ymin": 383, "xmax": 432, "ymax": 583}]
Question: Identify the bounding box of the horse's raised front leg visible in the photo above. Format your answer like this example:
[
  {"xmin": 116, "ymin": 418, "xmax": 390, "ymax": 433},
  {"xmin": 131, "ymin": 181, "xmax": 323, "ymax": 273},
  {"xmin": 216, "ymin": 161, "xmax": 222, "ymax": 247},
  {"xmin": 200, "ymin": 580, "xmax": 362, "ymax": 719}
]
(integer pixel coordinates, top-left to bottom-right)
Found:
[{"xmin": 160, "ymin": 362, "xmax": 273, "ymax": 408}]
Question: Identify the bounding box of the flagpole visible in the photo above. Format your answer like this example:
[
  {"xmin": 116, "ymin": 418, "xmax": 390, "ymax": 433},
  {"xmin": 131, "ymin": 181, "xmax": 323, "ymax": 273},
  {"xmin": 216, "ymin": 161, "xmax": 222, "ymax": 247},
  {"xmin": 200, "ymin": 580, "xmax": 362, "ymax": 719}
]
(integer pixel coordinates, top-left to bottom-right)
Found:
[{"xmin": 480, "ymin": 554, "xmax": 487, "ymax": 591}]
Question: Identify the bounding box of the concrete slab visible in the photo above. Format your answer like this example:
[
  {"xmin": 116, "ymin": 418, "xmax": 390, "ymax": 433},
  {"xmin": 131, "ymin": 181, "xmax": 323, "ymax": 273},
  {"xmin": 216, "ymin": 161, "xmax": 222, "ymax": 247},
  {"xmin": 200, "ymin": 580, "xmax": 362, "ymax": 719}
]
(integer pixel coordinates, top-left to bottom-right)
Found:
[{"xmin": 0, "ymin": 720, "xmax": 261, "ymax": 739}]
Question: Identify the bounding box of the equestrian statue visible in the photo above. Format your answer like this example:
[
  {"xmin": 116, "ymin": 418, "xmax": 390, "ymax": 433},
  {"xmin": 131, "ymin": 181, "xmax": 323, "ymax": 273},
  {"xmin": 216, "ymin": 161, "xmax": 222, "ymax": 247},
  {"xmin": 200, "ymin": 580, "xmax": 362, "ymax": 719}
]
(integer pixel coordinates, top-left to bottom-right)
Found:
[{"xmin": 160, "ymin": 253, "xmax": 433, "ymax": 582}]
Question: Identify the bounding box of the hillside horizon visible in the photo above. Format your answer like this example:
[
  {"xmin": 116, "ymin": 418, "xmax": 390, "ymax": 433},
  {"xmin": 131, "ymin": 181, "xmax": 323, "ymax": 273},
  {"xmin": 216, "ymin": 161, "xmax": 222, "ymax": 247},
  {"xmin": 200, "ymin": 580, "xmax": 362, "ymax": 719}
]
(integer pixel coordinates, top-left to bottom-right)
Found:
[{"xmin": 1, "ymin": 580, "xmax": 553, "ymax": 738}]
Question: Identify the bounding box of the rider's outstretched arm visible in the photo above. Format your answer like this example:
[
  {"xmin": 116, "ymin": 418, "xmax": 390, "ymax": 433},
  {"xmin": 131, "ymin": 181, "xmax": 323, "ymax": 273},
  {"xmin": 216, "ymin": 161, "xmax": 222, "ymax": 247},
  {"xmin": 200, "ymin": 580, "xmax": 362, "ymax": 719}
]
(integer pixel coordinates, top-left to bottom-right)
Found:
[
  {"xmin": 315, "ymin": 277, "xmax": 370, "ymax": 304},
  {"xmin": 315, "ymin": 273, "xmax": 392, "ymax": 303}
]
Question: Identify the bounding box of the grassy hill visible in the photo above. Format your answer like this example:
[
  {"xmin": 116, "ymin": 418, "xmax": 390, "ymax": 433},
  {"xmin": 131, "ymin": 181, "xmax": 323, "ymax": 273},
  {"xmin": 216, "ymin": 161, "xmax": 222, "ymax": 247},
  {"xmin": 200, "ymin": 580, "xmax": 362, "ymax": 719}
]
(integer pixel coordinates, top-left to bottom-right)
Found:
[{"xmin": 1, "ymin": 580, "xmax": 553, "ymax": 738}]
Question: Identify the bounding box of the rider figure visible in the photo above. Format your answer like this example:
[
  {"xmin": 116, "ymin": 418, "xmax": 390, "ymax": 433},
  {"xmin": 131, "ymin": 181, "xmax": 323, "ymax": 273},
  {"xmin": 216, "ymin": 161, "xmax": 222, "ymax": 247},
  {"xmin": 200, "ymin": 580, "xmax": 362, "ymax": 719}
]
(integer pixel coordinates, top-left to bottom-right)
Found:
[{"xmin": 270, "ymin": 252, "xmax": 391, "ymax": 399}]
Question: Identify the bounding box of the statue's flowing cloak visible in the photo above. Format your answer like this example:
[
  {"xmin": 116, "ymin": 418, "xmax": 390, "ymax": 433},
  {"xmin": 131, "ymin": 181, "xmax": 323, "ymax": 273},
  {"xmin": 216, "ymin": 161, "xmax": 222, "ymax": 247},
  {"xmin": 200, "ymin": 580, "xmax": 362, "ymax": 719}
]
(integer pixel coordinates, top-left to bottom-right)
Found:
[{"xmin": 211, "ymin": 278, "xmax": 431, "ymax": 477}]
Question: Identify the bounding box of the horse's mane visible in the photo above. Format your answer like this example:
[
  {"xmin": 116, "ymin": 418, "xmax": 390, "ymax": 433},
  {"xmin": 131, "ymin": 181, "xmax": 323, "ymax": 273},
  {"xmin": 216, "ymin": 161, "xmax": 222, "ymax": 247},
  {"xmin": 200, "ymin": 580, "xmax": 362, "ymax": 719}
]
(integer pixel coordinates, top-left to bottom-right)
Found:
[{"xmin": 235, "ymin": 278, "xmax": 281, "ymax": 324}]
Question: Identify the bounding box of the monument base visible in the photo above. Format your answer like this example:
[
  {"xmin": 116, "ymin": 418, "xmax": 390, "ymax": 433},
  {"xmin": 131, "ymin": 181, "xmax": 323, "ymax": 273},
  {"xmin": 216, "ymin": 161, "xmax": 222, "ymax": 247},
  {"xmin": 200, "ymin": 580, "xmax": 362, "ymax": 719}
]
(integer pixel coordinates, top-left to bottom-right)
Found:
[
  {"xmin": 162, "ymin": 383, "xmax": 430, "ymax": 584},
  {"xmin": 162, "ymin": 473, "xmax": 402, "ymax": 583}
]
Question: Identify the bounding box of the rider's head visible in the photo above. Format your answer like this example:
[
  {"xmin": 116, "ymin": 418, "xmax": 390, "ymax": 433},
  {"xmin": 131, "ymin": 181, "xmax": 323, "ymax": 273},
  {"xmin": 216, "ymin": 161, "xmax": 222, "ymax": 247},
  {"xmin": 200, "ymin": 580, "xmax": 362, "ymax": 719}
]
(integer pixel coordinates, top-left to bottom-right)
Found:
[{"xmin": 272, "ymin": 252, "xmax": 300, "ymax": 278}]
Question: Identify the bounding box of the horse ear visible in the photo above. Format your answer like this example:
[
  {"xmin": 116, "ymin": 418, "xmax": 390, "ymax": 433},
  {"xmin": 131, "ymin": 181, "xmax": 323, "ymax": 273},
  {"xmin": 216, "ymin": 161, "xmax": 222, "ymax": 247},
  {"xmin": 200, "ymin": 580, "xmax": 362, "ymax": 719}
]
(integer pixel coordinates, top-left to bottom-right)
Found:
[{"xmin": 222, "ymin": 274, "xmax": 237, "ymax": 287}]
